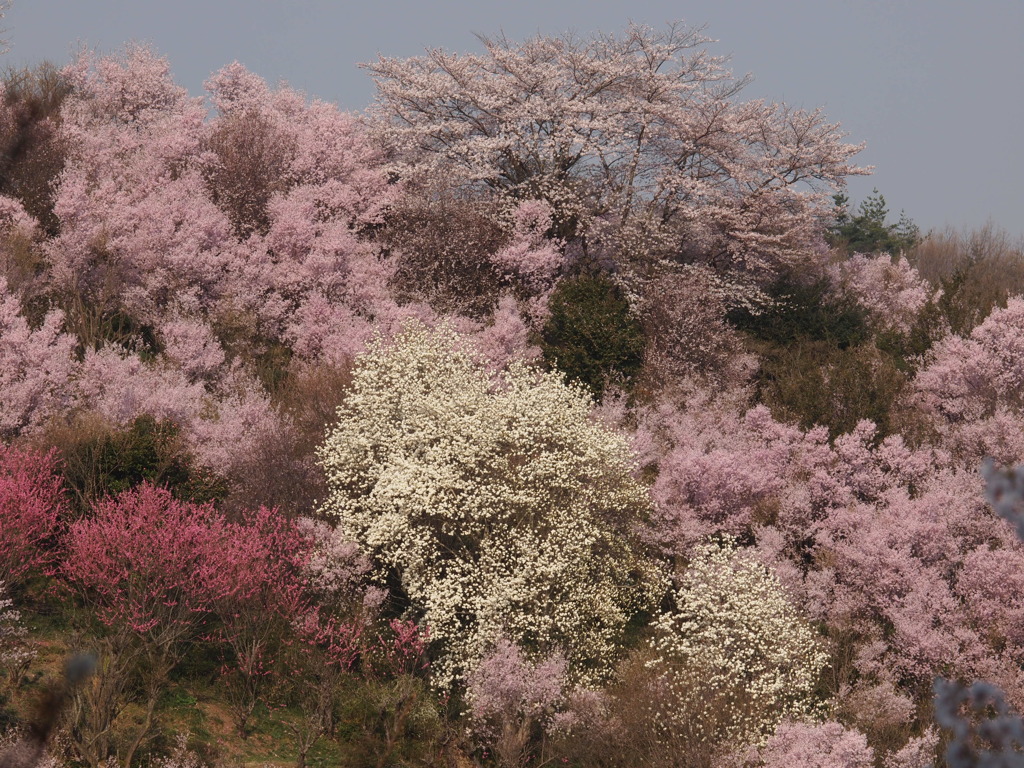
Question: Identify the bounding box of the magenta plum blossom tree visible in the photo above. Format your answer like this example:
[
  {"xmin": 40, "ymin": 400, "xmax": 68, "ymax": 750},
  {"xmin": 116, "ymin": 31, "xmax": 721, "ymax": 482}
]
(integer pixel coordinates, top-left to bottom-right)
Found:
[
  {"xmin": 366, "ymin": 21, "xmax": 867, "ymax": 277},
  {"xmin": 0, "ymin": 445, "xmax": 65, "ymax": 587},
  {"xmin": 207, "ymin": 506, "xmax": 313, "ymax": 737},
  {"xmin": 62, "ymin": 484, "xmax": 238, "ymax": 767},
  {"xmin": 61, "ymin": 486, "xmax": 323, "ymax": 765}
]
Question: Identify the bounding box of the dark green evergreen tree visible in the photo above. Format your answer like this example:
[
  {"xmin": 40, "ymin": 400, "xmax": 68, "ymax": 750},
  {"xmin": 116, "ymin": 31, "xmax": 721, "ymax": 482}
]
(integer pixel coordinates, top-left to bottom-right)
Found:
[{"xmin": 829, "ymin": 189, "xmax": 920, "ymax": 254}]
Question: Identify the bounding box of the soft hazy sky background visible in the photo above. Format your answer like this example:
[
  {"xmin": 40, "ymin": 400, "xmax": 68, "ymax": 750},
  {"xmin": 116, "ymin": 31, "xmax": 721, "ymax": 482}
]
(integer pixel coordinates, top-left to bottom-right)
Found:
[{"xmin": 4, "ymin": 0, "xmax": 1022, "ymax": 239}]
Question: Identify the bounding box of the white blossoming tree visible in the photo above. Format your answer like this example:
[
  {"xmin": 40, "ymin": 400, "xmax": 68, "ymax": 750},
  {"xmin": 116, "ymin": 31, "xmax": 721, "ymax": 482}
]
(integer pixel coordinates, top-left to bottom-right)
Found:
[
  {"xmin": 648, "ymin": 541, "xmax": 827, "ymax": 752},
  {"xmin": 317, "ymin": 322, "xmax": 661, "ymax": 688},
  {"xmin": 365, "ymin": 21, "xmax": 867, "ymax": 276}
]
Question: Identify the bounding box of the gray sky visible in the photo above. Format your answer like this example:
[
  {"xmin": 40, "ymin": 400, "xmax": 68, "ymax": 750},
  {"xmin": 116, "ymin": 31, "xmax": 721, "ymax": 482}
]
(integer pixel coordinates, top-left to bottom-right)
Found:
[{"xmin": 4, "ymin": 0, "xmax": 1022, "ymax": 239}]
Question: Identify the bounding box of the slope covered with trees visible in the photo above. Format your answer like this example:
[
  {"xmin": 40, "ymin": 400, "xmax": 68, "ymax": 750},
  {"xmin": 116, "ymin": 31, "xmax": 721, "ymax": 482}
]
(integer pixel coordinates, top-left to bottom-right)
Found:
[{"xmin": 1, "ymin": 18, "xmax": 1024, "ymax": 768}]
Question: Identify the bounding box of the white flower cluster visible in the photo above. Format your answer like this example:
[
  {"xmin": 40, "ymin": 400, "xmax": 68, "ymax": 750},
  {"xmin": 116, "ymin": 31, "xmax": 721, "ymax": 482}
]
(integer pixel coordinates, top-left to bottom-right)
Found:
[
  {"xmin": 0, "ymin": 581, "xmax": 33, "ymax": 673},
  {"xmin": 318, "ymin": 322, "xmax": 661, "ymax": 688},
  {"xmin": 648, "ymin": 542, "xmax": 827, "ymax": 750}
]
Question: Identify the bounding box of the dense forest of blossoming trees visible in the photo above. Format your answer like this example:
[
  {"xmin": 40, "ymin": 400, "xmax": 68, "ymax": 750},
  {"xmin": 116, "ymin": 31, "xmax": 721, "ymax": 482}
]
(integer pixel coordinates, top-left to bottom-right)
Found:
[{"xmin": 2, "ymin": 16, "xmax": 1024, "ymax": 768}]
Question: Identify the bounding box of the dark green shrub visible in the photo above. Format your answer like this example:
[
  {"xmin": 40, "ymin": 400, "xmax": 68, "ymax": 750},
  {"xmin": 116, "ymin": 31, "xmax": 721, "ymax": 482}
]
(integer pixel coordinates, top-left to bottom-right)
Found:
[
  {"xmin": 728, "ymin": 270, "xmax": 868, "ymax": 349},
  {"xmin": 755, "ymin": 341, "xmax": 908, "ymax": 440},
  {"xmin": 541, "ymin": 273, "xmax": 644, "ymax": 400},
  {"xmin": 47, "ymin": 414, "xmax": 226, "ymax": 513}
]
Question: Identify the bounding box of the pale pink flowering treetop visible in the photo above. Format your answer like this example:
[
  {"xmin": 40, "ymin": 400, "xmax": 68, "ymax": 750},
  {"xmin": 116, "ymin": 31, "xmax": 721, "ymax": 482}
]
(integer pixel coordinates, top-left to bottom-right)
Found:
[
  {"xmin": 0, "ymin": 277, "xmax": 78, "ymax": 438},
  {"xmin": 828, "ymin": 253, "xmax": 937, "ymax": 335},
  {"xmin": 366, "ymin": 22, "xmax": 867, "ymax": 276},
  {"xmin": 912, "ymin": 297, "xmax": 1024, "ymax": 465},
  {"xmin": 757, "ymin": 720, "xmax": 876, "ymax": 768}
]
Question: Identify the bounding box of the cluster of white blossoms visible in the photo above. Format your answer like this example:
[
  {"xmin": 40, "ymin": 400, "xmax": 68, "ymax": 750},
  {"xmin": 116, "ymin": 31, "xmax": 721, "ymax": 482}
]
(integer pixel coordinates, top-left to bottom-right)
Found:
[
  {"xmin": 0, "ymin": 581, "xmax": 32, "ymax": 672},
  {"xmin": 318, "ymin": 322, "xmax": 662, "ymax": 688},
  {"xmin": 648, "ymin": 541, "xmax": 827, "ymax": 750}
]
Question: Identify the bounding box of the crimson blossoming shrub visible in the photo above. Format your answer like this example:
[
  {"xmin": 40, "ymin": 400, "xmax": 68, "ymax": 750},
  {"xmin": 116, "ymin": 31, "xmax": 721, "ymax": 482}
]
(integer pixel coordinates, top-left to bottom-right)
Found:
[
  {"xmin": 0, "ymin": 445, "xmax": 64, "ymax": 586},
  {"xmin": 60, "ymin": 484, "xmax": 325, "ymax": 764},
  {"xmin": 62, "ymin": 485, "xmax": 234, "ymax": 767},
  {"xmin": 209, "ymin": 506, "xmax": 313, "ymax": 736},
  {"xmin": 318, "ymin": 322, "xmax": 662, "ymax": 688}
]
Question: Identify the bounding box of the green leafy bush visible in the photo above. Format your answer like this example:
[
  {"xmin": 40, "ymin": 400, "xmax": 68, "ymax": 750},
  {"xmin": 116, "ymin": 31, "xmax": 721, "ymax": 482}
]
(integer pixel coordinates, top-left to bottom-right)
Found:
[
  {"xmin": 728, "ymin": 270, "xmax": 868, "ymax": 350},
  {"xmin": 49, "ymin": 414, "xmax": 226, "ymax": 512},
  {"xmin": 541, "ymin": 272, "xmax": 644, "ymax": 400},
  {"xmin": 755, "ymin": 341, "xmax": 908, "ymax": 439}
]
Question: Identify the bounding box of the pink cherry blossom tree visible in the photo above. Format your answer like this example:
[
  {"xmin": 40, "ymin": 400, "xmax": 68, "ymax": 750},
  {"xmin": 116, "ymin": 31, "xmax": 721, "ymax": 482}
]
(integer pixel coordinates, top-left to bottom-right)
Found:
[
  {"xmin": 758, "ymin": 720, "xmax": 875, "ymax": 768},
  {"xmin": 466, "ymin": 637, "xmax": 567, "ymax": 768},
  {"xmin": 0, "ymin": 277, "xmax": 77, "ymax": 439},
  {"xmin": 827, "ymin": 253, "xmax": 937, "ymax": 336},
  {"xmin": 47, "ymin": 44, "xmax": 232, "ymax": 342},
  {"xmin": 631, "ymin": 383, "xmax": 1024, "ymax": 764},
  {"xmin": 202, "ymin": 61, "xmax": 410, "ymax": 359},
  {"xmin": 911, "ymin": 296, "xmax": 1024, "ymax": 465}
]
